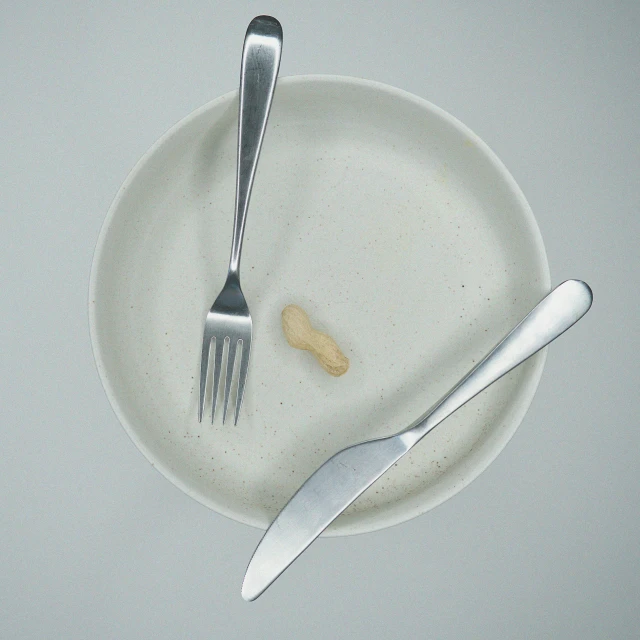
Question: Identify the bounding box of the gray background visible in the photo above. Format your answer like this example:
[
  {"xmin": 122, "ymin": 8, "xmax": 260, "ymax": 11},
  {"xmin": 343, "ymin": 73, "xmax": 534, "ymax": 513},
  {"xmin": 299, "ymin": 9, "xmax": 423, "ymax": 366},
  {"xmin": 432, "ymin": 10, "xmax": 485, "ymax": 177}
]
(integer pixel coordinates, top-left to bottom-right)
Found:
[{"xmin": 2, "ymin": 1, "xmax": 638, "ymax": 638}]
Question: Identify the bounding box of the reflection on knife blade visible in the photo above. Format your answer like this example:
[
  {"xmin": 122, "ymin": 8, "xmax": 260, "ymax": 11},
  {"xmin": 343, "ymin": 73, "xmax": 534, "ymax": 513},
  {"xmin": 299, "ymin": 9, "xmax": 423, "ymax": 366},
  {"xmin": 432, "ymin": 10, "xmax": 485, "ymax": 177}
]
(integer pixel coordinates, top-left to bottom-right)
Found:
[{"xmin": 242, "ymin": 434, "xmax": 412, "ymax": 600}]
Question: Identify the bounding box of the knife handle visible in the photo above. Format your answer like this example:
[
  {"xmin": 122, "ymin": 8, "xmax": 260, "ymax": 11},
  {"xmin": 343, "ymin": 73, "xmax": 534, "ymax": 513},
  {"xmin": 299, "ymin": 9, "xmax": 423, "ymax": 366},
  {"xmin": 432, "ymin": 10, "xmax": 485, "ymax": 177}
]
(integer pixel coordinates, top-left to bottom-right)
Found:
[{"xmin": 406, "ymin": 280, "xmax": 592, "ymax": 442}]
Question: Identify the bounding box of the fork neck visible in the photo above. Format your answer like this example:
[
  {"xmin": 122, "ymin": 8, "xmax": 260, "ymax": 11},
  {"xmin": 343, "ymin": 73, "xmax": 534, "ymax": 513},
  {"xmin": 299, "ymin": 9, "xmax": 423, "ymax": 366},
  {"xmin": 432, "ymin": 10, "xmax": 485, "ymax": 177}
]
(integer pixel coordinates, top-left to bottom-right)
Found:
[
  {"xmin": 227, "ymin": 195, "xmax": 247, "ymax": 280},
  {"xmin": 225, "ymin": 268, "xmax": 241, "ymax": 289}
]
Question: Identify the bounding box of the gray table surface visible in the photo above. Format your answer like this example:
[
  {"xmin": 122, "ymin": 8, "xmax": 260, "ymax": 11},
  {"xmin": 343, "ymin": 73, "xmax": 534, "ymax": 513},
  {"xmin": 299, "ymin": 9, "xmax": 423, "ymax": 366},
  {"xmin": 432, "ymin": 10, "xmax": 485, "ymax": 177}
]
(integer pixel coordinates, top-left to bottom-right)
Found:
[{"xmin": 2, "ymin": 2, "xmax": 638, "ymax": 638}]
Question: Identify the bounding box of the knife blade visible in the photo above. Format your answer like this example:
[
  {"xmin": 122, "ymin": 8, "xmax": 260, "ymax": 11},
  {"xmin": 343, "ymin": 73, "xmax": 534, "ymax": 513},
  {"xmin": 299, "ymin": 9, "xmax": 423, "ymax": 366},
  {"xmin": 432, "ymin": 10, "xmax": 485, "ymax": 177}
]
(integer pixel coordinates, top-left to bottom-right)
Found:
[
  {"xmin": 242, "ymin": 433, "xmax": 413, "ymax": 600},
  {"xmin": 242, "ymin": 280, "xmax": 593, "ymax": 601}
]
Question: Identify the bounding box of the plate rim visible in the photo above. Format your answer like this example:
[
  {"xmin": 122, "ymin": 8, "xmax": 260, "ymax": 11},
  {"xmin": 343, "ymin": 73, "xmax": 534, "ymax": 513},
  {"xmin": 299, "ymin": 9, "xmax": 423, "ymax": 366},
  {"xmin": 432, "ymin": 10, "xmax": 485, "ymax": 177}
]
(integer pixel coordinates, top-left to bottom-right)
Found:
[{"xmin": 89, "ymin": 74, "xmax": 551, "ymax": 536}]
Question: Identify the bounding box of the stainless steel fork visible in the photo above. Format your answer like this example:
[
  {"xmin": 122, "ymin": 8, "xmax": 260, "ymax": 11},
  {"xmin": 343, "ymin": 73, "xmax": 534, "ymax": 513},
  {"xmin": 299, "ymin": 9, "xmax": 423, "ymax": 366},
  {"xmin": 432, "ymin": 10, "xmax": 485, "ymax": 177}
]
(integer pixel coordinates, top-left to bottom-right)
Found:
[{"xmin": 199, "ymin": 16, "xmax": 283, "ymax": 424}]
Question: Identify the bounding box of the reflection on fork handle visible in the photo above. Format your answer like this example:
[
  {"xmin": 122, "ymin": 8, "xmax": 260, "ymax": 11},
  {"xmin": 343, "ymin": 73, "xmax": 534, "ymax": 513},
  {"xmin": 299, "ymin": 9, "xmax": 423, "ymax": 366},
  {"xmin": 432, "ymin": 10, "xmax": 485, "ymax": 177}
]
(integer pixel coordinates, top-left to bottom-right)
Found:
[{"xmin": 228, "ymin": 16, "xmax": 283, "ymax": 279}]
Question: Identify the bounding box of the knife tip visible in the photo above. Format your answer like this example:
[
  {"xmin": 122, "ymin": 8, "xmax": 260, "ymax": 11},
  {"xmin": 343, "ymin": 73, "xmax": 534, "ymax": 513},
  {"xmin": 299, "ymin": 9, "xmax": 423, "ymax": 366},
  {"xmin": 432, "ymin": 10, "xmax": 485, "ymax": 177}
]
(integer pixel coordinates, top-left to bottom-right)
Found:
[{"xmin": 241, "ymin": 571, "xmax": 263, "ymax": 602}]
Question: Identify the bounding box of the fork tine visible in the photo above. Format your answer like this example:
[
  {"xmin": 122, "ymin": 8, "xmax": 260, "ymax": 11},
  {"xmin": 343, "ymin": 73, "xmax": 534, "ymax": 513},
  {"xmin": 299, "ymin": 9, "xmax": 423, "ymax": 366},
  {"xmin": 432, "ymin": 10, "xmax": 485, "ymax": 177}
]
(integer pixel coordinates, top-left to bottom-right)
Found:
[
  {"xmin": 198, "ymin": 333, "xmax": 212, "ymax": 423},
  {"xmin": 234, "ymin": 337, "xmax": 251, "ymax": 425},
  {"xmin": 211, "ymin": 336, "xmax": 225, "ymax": 423},
  {"xmin": 222, "ymin": 339, "xmax": 239, "ymax": 424}
]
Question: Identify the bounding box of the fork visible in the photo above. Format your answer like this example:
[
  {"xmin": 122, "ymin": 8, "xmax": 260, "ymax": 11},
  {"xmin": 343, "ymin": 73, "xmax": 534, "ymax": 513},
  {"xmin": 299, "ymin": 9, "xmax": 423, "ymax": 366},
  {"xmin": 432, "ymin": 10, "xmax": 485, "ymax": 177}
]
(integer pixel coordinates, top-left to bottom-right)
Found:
[{"xmin": 199, "ymin": 16, "xmax": 283, "ymax": 424}]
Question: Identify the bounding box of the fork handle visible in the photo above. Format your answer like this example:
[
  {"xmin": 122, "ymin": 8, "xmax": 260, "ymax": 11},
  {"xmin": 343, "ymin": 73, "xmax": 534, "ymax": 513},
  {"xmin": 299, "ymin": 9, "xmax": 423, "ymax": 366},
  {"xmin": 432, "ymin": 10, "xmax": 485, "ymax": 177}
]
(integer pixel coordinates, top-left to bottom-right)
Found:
[
  {"xmin": 406, "ymin": 280, "xmax": 593, "ymax": 442},
  {"xmin": 228, "ymin": 16, "xmax": 283, "ymax": 279}
]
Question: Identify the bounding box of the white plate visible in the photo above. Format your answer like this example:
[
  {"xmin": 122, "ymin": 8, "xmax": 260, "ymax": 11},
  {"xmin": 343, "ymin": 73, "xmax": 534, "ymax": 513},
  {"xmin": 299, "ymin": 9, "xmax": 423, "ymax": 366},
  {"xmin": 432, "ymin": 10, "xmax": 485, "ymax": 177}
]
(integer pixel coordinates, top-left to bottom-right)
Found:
[{"xmin": 90, "ymin": 75, "xmax": 550, "ymax": 536}]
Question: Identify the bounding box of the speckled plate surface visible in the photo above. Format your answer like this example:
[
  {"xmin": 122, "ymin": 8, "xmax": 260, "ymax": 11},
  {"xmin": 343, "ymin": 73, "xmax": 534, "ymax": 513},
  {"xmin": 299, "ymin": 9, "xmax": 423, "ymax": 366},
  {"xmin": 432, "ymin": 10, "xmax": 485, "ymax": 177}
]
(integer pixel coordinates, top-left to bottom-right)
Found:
[{"xmin": 90, "ymin": 75, "xmax": 550, "ymax": 536}]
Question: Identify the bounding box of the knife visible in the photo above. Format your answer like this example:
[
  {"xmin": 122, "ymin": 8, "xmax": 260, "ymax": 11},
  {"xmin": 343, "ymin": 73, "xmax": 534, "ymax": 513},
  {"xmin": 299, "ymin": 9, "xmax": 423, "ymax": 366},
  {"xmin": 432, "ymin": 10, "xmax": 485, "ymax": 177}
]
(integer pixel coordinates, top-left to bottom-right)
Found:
[{"xmin": 242, "ymin": 279, "xmax": 593, "ymax": 600}]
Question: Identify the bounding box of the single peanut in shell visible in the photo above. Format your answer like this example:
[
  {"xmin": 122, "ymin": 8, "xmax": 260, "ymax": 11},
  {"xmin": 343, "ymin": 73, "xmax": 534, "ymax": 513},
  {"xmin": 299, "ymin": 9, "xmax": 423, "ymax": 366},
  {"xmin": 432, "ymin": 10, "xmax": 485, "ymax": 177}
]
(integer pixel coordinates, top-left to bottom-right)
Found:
[{"xmin": 281, "ymin": 305, "xmax": 349, "ymax": 377}]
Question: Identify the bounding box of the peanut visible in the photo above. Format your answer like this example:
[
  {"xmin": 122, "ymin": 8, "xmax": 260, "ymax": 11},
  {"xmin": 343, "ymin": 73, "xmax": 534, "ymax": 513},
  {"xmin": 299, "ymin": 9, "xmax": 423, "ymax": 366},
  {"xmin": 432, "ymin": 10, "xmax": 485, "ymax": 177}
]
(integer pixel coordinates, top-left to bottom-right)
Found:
[{"xmin": 281, "ymin": 305, "xmax": 349, "ymax": 377}]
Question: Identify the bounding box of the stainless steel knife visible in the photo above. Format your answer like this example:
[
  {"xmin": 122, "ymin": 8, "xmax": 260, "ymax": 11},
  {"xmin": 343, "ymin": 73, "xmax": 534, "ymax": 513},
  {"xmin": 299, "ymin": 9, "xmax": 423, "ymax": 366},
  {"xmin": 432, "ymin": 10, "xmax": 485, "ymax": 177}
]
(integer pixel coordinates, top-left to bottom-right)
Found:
[{"xmin": 242, "ymin": 280, "xmax": 593, "ymax": 601}]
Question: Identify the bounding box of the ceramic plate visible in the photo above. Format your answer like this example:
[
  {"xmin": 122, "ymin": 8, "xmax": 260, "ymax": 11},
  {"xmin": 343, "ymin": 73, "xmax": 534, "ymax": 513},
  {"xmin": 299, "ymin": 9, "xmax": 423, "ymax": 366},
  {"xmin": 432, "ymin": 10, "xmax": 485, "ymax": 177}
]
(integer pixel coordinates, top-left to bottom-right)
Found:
[{"xmin": 90, "ymin": 75, "xmax": 550, "ymax": 535}]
